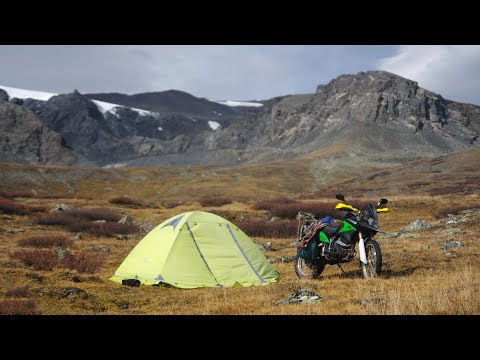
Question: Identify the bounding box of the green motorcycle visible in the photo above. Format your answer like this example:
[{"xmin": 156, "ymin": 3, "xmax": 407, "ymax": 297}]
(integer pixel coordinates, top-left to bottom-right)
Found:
[{"xmin": 294, "ymin": 194, "xmax": 389, "ymax": 279}]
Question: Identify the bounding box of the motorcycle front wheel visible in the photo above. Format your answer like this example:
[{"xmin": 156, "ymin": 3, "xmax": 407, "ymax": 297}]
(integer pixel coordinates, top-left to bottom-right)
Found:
[
  {"xmin": 294, "ymin": 256, "xmax": 326, "ymax": 279},
  {"xmin": 361, "ymin": 238, "xmax": 382, "ymax": 278}
]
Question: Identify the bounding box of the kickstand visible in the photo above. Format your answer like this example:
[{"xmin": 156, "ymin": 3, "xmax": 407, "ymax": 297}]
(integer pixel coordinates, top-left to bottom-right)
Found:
[{"xmin": 337, "ymin": 264, "xmax": 346, "ymax": 275}]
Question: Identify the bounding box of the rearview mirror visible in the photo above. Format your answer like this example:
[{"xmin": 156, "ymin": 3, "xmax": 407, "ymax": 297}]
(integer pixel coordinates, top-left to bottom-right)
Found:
[
  {"xmin": 378, "ymin": 198, "xmax": 388, "ymax": 205},
  {"xmin": 336, "ymin": 194, "xmax": 346, "ymax": 202}
]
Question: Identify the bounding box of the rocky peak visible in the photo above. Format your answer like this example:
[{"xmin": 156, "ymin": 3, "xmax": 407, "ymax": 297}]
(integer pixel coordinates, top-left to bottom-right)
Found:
[
  {"xmin": 0, "ymin": 89, "xmax": 9, "ymax": 102},
  {"xmin": 0, "ymin": 101, "xmax": 76, "ymax": 165},
  {"xmin": 306, "ymin": 70, "xmax": 450, "ymax": 127},
  {"xmin": 48, "ymin": 90, "xmax": 104, "ymax": 120},
  {"xmin": 317, "ymin": 71, "xmax": 419, "ymax": 93}
]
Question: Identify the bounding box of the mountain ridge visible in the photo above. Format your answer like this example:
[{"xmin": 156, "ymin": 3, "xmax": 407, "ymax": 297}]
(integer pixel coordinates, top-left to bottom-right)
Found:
[{"xmin": 0, "ymin": 70, "xmax": 478, "ymax": 170}]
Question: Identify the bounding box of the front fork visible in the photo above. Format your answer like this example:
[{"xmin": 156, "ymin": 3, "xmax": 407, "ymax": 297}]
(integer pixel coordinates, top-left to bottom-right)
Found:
[{"xmin": 358, "ymin": 231, "xmax": 367, "ymax": 265}]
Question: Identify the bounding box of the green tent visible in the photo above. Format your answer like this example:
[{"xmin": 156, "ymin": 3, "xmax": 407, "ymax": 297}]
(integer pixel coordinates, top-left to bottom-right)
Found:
[{"xmin": 110, "ymin": 211, "xmax": 280, "ymax": 289}]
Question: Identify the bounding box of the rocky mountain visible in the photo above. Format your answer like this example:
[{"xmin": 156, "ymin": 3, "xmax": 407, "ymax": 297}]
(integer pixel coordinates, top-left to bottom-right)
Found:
[
  {"xmin": 228, "ymin": 71, "xmax": 480, "ymax": 165},
  {"xmin": 85, "ymin": 90, "xmax": 239, "ymax": 117},
  {"xmin": 0, "ymin": 100, "xmax": 76, "ymax": 165},
  {"xmin": 0, "ymin": 71, "xmax": 478, "ymax": 169}
]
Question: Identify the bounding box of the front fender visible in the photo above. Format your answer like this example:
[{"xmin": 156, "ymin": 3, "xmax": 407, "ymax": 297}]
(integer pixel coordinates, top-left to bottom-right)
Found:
[{"xmin": 358, "ymin": 235, "xmax": 367, "ymax": 265}]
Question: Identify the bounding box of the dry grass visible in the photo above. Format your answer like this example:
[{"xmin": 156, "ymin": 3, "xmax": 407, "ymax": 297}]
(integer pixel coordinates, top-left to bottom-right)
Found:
[
  {"xmin": 9, "ymin": 249, "xmax": 106, "ymax": 274},
  {"xmin": 67, "ymin": 222, "xmax": 139, "ymax": 237},
  {"xmin": 433, "ymin": 204, "xmax": 480, "ymax": 219},
  {"xmin": 253, "ymin": 197, "xmax": 296, "ymax": 210},
  {"xmin": 109, "ymin": 196, "xmax": 146, "ymax": 207},
  {"xmin": 37, "ymin": 213, "xmax": 78, "ymax": 226},
  {"xmin": 199, "ymin": 197, "xmax": 233, "ymax": 207},
  {"xmin": 61, "ymin": 253, "xmax": 106, "ymax": 274},
  {"xmin": 0, "ymin": 197, "xmax": 26, "ymax": 215},
  {"xmin": 252, "ymin": 198, "xmax": 367, "ymax": 219},
  {"xmin": 27, "ymin": 205, "xmax": 48, "ymax": 213},
  {"xmin": 37, "ymin": 207, "xmax": 121, "ymax": 225},
  {"xmin": 18, "ymin": 234, "xmax": 73, "ymax": 248},
  {"xmin": 6, "ymin": 285, "xmax": 33, "ymax": 298},
  {"xmin": 239, "ymin": 220, "xmax": 298, "ymax": 238},
  {"xmin": 0, "ymin": 298, "xmax": 41, "ymax": 315},
  {"xmin": 0, "ymin": 191, "xmax": 477, "ymax": 315},
  {"xmin": 10, "ymin": 249, "xmax": 59, "ymax": 271},
  {"xmin": 66, "ymin": 208, "xmax": 121, "ymax": 222},
  {"xmin": 0, "ymin": 155, "xmax": 479, "ymax": 314}
]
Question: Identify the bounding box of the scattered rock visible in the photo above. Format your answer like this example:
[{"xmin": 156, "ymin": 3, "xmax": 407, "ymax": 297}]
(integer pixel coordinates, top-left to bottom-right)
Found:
[
  {"xmin": 58, "ymin": 271, "xmax": 82, "ymax": 283},
  {"xmin": 275, "ymin": 288, "xmax": 322, "ymax": 306},
  {"xmin": 25, "ymin": 272, "xmax": 44, "ymax": 283},
  {"xmin": 47, "ymin": 287, "xmax": 89, "ymax": 299},
  {"xmin": 379, "ymin": 232, "xmax": 400, "ymax": 238},
  {"xmin": 73, "ymin": 234, "xmax": 82, "ymax": 240},
  {"xmin": 239, "ymin": 216, "xmax": 248, "ymax": 223},
  {"xmin": 444, "ymin": 252, "xmax": 458, "ymax": 258},
  {"xmin": 401, "ymin": 219, "xmax": 431, "ymax": 232},
  {"xmin": 57, "ymin": 248, "xmax": 68, "ymax": 260},
  {"xmin": 139, "ymin": 222, "xmax": 154, "ymax": 233},
  {"xmin": 270, "ymin": 216, "xmax": 280, "ymax": 222},
  {"xmin": 117, "ymin": 301, "xmax": 130, "ymax": 310},
  {"xmin": 289, "ymin": 241, "xmax": 299, "ymax": 248},
  {"xmin": 93, "ymin": 220, "xmax": 106, "ymax": 223},
  {"xmin": 398, "ymin": 233, "xmax": 418, "ymax": 238},
  {"xmin": 116, "ymin": 234, "xmax": 129, "ymax": 240},
  {"xmin": 433, "ymin": 228, "xmax": 463, "ymax": 235},
  {"xmin": 6, "ymin": 228, "xmax": 26, "ymax": 233},
  {"xmin": 268, "ymin": 257, "xmax": 276, "ymax": 264},
  {"xmin": 256, "ymin": 242, "xmax": 273, "ymax": 252},
  {"xmin": 87, "ymin": 246, "xmax": 111, "ymax": 253},
  {"xmin": 118, "ymin": 215, "xmax": 133, "ymax": 225},
  {"xmin": 50, "ymin": 203, "xmax": 71, "ymax": 212},
  {"xmin": 355, "ymin": 298, "xmax": 384, "ymax": 306},
  {"xmin": 442, "ymin": 240, "xmax": 466, "ymax": 251},
  {"xmin": 281, "ymin": 256, "xmax": 295, "ymax": 263},
  {"xmin": 460, "ymin": 208, "xmax": 480, "ymax": 215}
]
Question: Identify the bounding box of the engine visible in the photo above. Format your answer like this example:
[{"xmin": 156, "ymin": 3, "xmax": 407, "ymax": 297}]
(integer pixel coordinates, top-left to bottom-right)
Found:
[{"xmin": 323, "ymin": 236, "xmax": 356, "ymax": 263}]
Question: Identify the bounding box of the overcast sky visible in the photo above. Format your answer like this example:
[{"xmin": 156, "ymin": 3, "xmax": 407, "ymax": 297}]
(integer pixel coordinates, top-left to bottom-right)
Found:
[{"xmin": 0, "ymin": 45, "xmax": 479, "ymax": 105}]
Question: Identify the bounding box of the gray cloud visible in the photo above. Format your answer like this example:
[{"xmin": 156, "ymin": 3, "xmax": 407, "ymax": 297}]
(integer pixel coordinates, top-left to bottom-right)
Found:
[
  {"xmin": 378, "ymin": 45, "xmax": 480, "ymax": 105},
  {"xmin": 0, "ymin": 45, "xmax": 478, "ymax": 104}
]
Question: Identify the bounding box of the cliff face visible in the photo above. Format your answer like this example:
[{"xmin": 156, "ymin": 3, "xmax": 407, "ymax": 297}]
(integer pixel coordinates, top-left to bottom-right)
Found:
[
  {"xmin": 247, "ymin": 71, "xmax": 479, "ymax": 152},
  {"xmin": 0, "ymin": 101, "xmax": 76, "ymax": 165}
]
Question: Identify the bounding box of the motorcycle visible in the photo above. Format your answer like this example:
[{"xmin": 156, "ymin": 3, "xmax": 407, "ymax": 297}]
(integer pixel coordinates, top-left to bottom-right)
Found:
[{"xmin": 294, "ymin": 194, "xmax": 389, "ymax": 279}]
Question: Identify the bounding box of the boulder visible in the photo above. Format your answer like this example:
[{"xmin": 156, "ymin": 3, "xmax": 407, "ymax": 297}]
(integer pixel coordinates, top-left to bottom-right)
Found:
[
  {"xmin": 401, "ymin": 219, "xmax": 431, "ymax": 232},
  {"xmin": 442, "ymin": 240, "xmax": 466, "ymax": 251},
  {"xmin": 275, "ymin": 288, "xmax": 322, "ymax": 306},
  {"xmin": 51, "ymin": 203, "xmax": 71, "ymax": 212},
  {"xmin": 118, "ymin": 215, "xmax": 133, "ymax": 225}
]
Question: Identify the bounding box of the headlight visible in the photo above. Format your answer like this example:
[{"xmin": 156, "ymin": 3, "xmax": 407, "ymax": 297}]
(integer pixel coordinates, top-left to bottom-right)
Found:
[{"xmin": 368, "ymin": 217, "xmax": 378, "ymax": 228}]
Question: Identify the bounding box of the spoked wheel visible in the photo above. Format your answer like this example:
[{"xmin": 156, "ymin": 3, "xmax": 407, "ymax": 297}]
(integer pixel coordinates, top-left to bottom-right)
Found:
[
  {"xmin": 294, "ymin": 256, "xmax": 325, "ymax": 279},
  {"xmin": 361, "ymin": 238, "xmax": 382, "ymax": 278}
]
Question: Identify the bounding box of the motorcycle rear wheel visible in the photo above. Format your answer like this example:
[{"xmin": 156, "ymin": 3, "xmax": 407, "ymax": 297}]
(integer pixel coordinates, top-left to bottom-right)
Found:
[
  {"xmin": 294, "ymin": 256, "xmax": 326, "ymax": 279},
  {"xmin": 361, "ymin": 238, "xmax": 382, "ymax": 278}
]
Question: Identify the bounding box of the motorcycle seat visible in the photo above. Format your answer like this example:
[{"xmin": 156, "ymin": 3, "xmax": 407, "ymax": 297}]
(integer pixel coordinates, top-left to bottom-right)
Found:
[{"xmin": 323, "ymin": 224, "xmax": 341, "ymax": 236}]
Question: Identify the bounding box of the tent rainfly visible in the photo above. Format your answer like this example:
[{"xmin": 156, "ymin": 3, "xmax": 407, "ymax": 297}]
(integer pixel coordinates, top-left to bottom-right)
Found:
[{"xmin": 110, "ymin": 211, "xmax": 280, "ymax": 289}]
